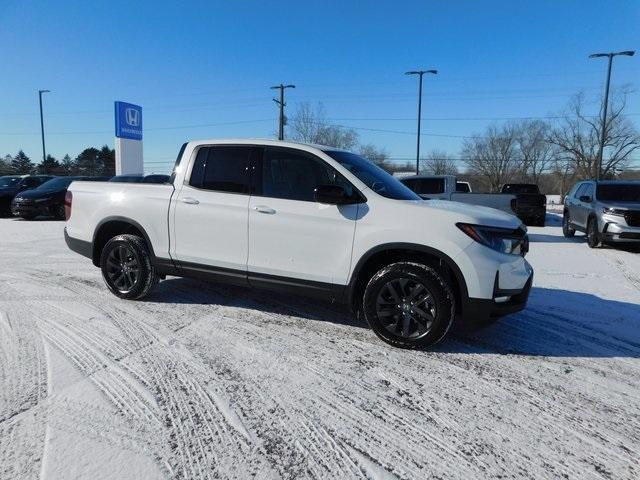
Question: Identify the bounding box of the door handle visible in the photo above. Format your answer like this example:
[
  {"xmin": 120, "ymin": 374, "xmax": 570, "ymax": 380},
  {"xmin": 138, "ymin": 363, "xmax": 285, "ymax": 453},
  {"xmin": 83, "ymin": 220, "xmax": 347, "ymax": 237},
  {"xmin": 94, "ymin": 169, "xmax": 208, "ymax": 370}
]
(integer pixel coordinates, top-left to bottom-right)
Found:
[
  {"xmin": 181, "ymin": 197, "xmax": 200, "ymax": 205},
  {"xmin": 254, "ymin": 205, "xmax": 276, "ymax": 214}
]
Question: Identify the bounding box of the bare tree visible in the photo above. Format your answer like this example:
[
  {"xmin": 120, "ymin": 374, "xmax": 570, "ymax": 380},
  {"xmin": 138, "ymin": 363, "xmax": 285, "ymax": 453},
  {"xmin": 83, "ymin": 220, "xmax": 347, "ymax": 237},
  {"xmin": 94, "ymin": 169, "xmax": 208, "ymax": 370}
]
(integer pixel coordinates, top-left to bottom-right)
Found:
[
  {"xmin": 515, "ymin": 120, "xmax": 554, "ymax": 183},
  {"xmin": 422, "ymin": 150, "xmax": 458, "ymax": 175},
  {"xmin": 289, "ymin": 102, "xmax": 359, "ymax": 150},
  {"xmin": 462, "ymin": 124, "xmax": 519, "ymax": 192},
  {"xmin": 359, "ymin": 143, "xmax": 389, "ymax": 168},
  {"xmin": 549, "ymin": 90, "xmax": 640, "ymax": 179}
]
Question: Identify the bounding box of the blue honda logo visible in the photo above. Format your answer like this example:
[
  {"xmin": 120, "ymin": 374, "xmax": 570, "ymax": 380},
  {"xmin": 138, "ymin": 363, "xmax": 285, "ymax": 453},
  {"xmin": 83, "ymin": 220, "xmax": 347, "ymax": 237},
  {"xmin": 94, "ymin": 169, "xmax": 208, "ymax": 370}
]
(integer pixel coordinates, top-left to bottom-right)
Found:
[{"xmin": 115, "ymin": 101, "xmax": 142, "ymax": 140}]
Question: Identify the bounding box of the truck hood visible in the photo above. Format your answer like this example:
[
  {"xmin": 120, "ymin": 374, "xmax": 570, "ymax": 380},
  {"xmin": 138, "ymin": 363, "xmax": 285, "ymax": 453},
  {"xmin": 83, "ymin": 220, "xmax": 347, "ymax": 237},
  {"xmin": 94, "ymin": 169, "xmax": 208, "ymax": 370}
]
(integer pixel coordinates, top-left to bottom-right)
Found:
[{"xmin": 417, "ymin": 199, "xmax": 522, "ymax": 229}]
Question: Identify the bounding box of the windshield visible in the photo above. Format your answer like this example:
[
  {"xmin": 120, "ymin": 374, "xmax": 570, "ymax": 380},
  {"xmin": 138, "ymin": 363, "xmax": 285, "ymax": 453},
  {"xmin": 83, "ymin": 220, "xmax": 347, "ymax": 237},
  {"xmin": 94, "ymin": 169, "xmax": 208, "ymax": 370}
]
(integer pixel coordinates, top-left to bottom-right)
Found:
[
  {"xmin": 322, "ymin": 150, "xmax": 420, "ymax": 200},
  {"xmin": 0, "ymin": 176, "xmax": 21, "ymax": 188},
  {"xmin": 596, "ymin": 184, "xmax": 640, "ymax": 202},
  {"xmin": 36, "ymin": 177, "xmax": 80, "ymax": 190}
]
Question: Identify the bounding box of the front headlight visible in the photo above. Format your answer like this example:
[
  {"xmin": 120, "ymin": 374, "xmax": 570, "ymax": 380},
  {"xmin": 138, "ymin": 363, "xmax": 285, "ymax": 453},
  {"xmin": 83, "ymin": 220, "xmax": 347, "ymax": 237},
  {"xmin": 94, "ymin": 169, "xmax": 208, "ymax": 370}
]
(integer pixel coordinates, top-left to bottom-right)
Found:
[
  {"xmin": 457, "ymin": 223, "xmax": 528, "ymax": 256},
  {"xmin": 603, "ymin": 207, "xmax": 625, "ymax": 216},
  {"xmin": 35, "ymin": 197, "xmax": 51, "ymax": 203}
]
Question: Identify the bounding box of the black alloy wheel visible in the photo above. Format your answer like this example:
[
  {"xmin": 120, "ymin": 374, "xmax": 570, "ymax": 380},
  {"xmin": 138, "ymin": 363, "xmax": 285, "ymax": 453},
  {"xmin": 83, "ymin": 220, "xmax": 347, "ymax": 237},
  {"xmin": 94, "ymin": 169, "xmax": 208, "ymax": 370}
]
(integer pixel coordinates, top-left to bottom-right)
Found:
[
  {"xmin": 562, "ymin": 211, "xmax": 575, "ymax": 237},
  {"xmin": 100, "ymin": 234, "xmax": 159, "ymax": 299},
  {"xmin": 362, "ymin": 262, "xmax": 455, "ymax": 349},
  {"xmin": 587, "ymin": 217, "xmax": 601, "ymax": 248},
  {"xmin": 105, "ymin": 244, "xmax": 140, "ymax": 293},
  {"xmin": 375, "ymin": 278, "xmax": 437, "ymax": 339}
]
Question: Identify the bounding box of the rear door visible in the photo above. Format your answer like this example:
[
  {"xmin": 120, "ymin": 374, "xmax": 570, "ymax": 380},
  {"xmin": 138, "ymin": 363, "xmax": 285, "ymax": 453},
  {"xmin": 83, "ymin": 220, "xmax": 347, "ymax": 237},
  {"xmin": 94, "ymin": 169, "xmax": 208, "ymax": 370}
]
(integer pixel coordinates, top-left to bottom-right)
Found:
[
  {"xmin": 247, "ymin": 147, "xmax": 360, "ymax": 288},
  {"xmin": 172, "ymin": 145, "xmax": 256, "ymax": 273}
]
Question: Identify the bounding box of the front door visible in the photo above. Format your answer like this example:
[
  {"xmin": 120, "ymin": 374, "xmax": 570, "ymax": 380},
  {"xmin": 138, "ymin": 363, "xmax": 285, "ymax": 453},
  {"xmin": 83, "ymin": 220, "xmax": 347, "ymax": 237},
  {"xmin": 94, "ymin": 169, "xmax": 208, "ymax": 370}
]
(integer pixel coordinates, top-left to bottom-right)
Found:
[{"xmin": 247, "ymin": 147, "xmax": 360, "ymax": 287}]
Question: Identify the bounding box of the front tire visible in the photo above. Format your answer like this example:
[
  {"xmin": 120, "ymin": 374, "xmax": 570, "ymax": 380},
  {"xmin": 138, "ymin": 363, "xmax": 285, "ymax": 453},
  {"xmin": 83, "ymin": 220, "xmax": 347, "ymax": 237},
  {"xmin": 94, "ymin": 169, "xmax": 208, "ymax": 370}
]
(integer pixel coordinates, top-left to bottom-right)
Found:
[
  {"xmin": 562, "ymin": 211, "xmax": 575, "ymax": 237},
  {"xmin": 362, "ymin": 262, "xmax": 455, "ymax": 349},
  {"xmin": 100, "ymin": 234, "xmax": 159, "ymax": 299},
  {"xmin": 586, "ymin": 217, "xmax": 601, "ymax": 249}
]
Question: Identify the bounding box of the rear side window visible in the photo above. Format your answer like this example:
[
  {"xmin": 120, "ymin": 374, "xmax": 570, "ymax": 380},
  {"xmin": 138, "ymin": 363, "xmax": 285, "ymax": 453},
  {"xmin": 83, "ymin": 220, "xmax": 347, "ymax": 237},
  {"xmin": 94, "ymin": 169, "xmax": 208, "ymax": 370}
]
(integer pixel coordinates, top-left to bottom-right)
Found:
[
  {"xmin": 189, "ymin": 146, "xmax": 251, "ymax": 194},
  {"xmin": 411, "ymin": 178, "xmax": 445, "ymax": 194}
]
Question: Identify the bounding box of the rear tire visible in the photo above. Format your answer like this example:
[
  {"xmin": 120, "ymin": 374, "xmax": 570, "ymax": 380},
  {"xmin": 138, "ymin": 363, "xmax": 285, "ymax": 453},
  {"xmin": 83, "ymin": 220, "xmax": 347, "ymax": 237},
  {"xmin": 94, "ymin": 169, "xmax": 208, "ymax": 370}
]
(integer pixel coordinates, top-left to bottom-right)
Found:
[
  {"xmin": 100, "ymin": 234, "xmax": 159, "ymax": 299},
  {"xmin": 562, "ymin": 211, "xmax": 575, "ymax": 237},
  {"xmin": 362, "ymin": 262, "xmax": 455, "ymax": 349},
  {"xmin": 586, "ymin": 217, "xmax": 601, "ymax": 248}
]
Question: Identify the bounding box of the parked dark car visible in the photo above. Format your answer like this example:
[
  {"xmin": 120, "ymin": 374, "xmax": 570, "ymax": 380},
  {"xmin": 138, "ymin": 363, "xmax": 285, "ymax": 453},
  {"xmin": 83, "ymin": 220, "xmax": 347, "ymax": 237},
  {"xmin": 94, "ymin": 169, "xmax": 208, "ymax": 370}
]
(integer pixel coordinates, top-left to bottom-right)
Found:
[
  {"xmin": 501, "ymin": 183, "xmax": 546, "ymax": 226},
  {"xmin": 11, "ymin": 176, "xmax": 110, "ymax": 220},
  {"xmin": 109, "ymin": 175, "xmax": 144, "ymax": 183},
  {"xmin": 0, "ymin": 175, "xmax": 54, "ymax": 216},
  {"xmin": 142, "ymin": 174, "xmax": 171, "ymax": 184}
]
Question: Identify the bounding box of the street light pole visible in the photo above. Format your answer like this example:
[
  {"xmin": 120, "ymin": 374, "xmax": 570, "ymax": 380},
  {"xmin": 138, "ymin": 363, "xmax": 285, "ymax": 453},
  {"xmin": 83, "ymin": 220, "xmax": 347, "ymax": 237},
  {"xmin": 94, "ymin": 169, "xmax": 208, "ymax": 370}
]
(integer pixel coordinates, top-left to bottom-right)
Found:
[
  {"xmin": 405, "ymin": 69, "xmax": 437, "ymax": 174},
  {"xmin": 38, "ymin": 89, "xmax": 51, "ymax": 164},
  {"xmin": 589, "ymin": 50, "xmax": 635, "ymax": 180},
  {"xmin": 270, "ymin": 83, "xmax": 296, "ymax": 140}
]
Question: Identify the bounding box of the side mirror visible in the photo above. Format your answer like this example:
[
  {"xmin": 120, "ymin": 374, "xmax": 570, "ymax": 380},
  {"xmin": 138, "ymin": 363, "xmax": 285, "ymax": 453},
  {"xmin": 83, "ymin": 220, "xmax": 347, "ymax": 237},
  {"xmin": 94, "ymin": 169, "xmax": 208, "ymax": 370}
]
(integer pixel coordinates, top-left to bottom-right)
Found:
[
  {"xmin": 579, "ymin": 195, "xmax": 592, "ymax": 203},
  {"xmin": 314, "ymin": 185, "xmax": 357, "ymax": 205}
]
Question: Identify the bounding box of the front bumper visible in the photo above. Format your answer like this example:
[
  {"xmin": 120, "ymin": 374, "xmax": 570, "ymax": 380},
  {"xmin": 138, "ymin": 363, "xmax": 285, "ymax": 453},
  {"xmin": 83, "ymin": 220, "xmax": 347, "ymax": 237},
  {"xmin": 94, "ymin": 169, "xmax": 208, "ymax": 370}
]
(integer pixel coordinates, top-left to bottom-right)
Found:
[
  {"xmin": 601, "ymin": 221, "xmax": 640, "ymax": 242},
  {"xmin": 461, "ymin": 273, "xmax": 533, "ymax": 325},
  {"xmin": 453, "ymin": 239, "xmax": 533, "ymax": 325},
  {"xmin": 11, "ymin": 202, "xmax": 48, "ymax": 217}
]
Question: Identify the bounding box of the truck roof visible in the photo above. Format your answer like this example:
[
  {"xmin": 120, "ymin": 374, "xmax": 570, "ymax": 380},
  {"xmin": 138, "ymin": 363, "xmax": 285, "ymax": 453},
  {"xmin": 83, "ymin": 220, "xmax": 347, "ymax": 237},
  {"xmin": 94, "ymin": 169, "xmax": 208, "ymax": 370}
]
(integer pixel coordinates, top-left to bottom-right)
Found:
[{"xmin": 184, "ymin": 138, "xmax": 345, "ymax": 152}]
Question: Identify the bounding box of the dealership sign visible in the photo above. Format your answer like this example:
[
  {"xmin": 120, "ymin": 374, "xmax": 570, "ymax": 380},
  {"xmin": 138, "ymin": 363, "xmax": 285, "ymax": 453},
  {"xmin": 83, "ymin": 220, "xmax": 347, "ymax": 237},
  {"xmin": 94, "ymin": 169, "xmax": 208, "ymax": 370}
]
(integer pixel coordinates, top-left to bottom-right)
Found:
[{"xmin": 114, "ymin": 101, "xmax": 143, "ymax": 140}]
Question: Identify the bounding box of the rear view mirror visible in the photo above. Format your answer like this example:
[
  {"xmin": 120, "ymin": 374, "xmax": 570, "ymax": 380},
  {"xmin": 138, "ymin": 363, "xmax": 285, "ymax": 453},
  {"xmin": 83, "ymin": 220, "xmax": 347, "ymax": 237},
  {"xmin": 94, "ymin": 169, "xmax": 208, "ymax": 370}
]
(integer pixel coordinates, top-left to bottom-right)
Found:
[
  {"xmin": 314, "ymin": 185, "xmax": 358, "ymax": 205},
  {"xmin": 579, "ymin": 195, "xmax": 592, "ymax": 203}
]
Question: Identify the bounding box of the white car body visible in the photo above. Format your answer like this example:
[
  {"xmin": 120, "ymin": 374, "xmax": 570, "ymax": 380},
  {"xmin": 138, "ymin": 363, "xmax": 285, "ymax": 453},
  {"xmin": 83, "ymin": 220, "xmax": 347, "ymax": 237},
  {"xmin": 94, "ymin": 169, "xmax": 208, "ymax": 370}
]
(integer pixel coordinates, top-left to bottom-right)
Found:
[{"xmin": 65, "ymin": 139, "xmax": 533, "ymax": 325}]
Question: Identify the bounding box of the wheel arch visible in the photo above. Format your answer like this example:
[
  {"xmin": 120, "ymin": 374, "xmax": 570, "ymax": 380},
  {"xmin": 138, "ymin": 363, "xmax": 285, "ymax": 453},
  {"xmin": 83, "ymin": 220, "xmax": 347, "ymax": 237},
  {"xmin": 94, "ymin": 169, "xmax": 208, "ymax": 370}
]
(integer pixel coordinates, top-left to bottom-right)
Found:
[
  {"xmin": 348, "ymin": 243, "xmax": 469, "ymax": 316},
  {"xmin": 92, "ymin": 216, "xmax": 156, "ymax": 267}
]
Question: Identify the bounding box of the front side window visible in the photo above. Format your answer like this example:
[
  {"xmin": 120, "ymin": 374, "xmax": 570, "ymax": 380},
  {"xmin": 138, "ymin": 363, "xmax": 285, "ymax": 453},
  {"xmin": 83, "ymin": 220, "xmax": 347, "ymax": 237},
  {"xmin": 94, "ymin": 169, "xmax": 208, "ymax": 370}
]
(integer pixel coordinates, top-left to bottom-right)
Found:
[
  {"xmin": 322, "ymin": 150, "xmax": 420, "ymax": 200},
  {"xmin": 189, "ymin": 146, "xmax": 251, "ymax": 194},
  {"xmin": 260, "ymin": 148, "xmax": 354, "ymax": 202},
  {"xmin": 574, "ymin": 183, "xmax": 588, "ymax": 198}
]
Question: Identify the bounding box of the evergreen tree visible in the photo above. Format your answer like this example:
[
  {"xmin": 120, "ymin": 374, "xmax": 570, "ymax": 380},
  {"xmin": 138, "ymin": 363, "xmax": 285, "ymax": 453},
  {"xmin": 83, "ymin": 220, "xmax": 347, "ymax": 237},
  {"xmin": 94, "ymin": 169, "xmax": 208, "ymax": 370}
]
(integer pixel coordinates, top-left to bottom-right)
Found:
[
  {"xmin": 0, "ymin": 154, "xmax": 13, "ymax": 175},
  {"xmin": 38, "ymin": 154, "xmax": 61, "ymax": 175},
  {"xmin": 97, "ymin": 145, "xmax": 116, "ymax": 176},
  {"xmin": 11, "ymin": 150, "xmax": 34, "ymax": 174},
  {"xmin": 60, "ymin": 154, "xmax": 75, "ymax": 175},
  {"xmin": 75, "ymin": 147, "xmax": 101, "ymax": 176}
]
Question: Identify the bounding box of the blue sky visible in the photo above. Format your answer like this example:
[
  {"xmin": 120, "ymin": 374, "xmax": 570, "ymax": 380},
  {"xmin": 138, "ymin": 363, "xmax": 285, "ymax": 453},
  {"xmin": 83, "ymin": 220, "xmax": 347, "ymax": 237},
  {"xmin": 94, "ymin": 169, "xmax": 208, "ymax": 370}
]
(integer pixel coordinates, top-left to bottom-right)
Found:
[{"xmin": 1, "ymin": 0, "xmax": 638, "ymax": 173}]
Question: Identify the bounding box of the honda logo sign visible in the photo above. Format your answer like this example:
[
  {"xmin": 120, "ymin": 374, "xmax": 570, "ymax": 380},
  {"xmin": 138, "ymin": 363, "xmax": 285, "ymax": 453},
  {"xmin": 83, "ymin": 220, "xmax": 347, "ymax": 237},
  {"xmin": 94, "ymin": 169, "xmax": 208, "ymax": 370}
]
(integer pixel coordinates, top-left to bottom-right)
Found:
[
  {"xmin": 115, "ymin": 101, "xmax": 142, "ymax": 140},
  {"xmin": 125, "ymin": 108, "xmax": 140, "ymax": 127}
]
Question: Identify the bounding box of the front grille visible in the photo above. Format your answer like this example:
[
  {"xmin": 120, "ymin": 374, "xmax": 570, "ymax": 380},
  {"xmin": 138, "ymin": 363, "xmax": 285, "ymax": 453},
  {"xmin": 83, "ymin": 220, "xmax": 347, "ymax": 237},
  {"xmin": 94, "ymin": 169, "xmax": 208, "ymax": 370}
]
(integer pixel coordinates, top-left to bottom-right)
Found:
[{"xmin": 624, "ymin": 211, "xmax": 640, "ymax": 227}]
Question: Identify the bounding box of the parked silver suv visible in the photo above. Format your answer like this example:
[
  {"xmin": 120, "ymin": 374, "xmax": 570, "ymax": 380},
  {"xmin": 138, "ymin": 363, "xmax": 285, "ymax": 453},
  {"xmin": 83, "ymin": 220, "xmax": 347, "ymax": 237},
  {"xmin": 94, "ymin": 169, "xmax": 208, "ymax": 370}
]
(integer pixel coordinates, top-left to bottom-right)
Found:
[{"xmin": 562, "ymin": 180, "xmax": 640, "ymax": 247}]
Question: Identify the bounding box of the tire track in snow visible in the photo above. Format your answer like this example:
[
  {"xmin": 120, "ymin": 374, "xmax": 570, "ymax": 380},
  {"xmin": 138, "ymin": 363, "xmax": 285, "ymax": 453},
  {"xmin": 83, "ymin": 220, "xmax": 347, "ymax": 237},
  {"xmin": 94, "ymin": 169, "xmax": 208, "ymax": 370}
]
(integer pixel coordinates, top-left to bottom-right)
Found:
[{"xmin": 0, "ymin": 311, "xmax": 48, "ymax": 480}]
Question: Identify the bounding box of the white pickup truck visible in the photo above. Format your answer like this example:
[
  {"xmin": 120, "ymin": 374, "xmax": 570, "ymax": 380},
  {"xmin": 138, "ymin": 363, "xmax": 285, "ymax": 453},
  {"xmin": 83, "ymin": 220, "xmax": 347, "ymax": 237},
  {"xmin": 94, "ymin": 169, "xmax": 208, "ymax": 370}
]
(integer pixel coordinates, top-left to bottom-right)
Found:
[
  {"xmin": 400, "ymin": 175, "xmax": 518, "ymax": 216},
  {"xmin": 64, "ymin": 140, "xmax": 533, "ymax": 349}
]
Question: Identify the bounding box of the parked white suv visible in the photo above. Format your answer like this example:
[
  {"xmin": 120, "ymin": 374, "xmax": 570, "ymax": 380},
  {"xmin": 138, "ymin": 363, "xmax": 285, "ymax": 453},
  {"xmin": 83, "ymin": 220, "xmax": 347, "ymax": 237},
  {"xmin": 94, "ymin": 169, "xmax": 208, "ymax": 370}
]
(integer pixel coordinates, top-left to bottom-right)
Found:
[{"xmin": 64, "ymin": 140, "xmax": 533, "ymax": 348}]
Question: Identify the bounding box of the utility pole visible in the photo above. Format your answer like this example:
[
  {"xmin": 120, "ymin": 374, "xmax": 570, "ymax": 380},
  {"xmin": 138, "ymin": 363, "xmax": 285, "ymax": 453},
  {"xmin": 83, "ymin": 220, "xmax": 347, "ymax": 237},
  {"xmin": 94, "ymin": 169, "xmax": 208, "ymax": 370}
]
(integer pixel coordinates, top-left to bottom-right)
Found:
[
  {"xmin": 589, "ymin": 50, "xmax": 635, "ymax": 180},
  {"xmin": 270, "ymin": 83, "xmax": 295, "ymax": 140},
  {"xmin": 405, "ymin": 70, "xmax": 437, "ymax": 174},
  {"xmin": 38, "ymin": 89, "xmax": 51, "ymax": 164}
]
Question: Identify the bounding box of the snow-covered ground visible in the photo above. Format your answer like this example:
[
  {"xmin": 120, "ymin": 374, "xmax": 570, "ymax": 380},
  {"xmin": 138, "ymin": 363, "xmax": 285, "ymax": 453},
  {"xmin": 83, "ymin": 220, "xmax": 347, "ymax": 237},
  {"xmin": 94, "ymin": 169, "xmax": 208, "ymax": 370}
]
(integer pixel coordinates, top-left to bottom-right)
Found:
[{"xmin": 1, "ymin": 214, "xmax": 639, "ymax": 480}]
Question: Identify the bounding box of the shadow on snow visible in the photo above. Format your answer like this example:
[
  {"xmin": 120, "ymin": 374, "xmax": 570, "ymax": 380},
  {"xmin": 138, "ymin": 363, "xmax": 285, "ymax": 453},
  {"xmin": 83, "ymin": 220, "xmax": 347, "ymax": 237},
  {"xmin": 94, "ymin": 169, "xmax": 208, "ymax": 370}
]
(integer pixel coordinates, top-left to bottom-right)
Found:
[{"xmin": 148, "ymin": 278, "xmax": 640, "ymax": 358}]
